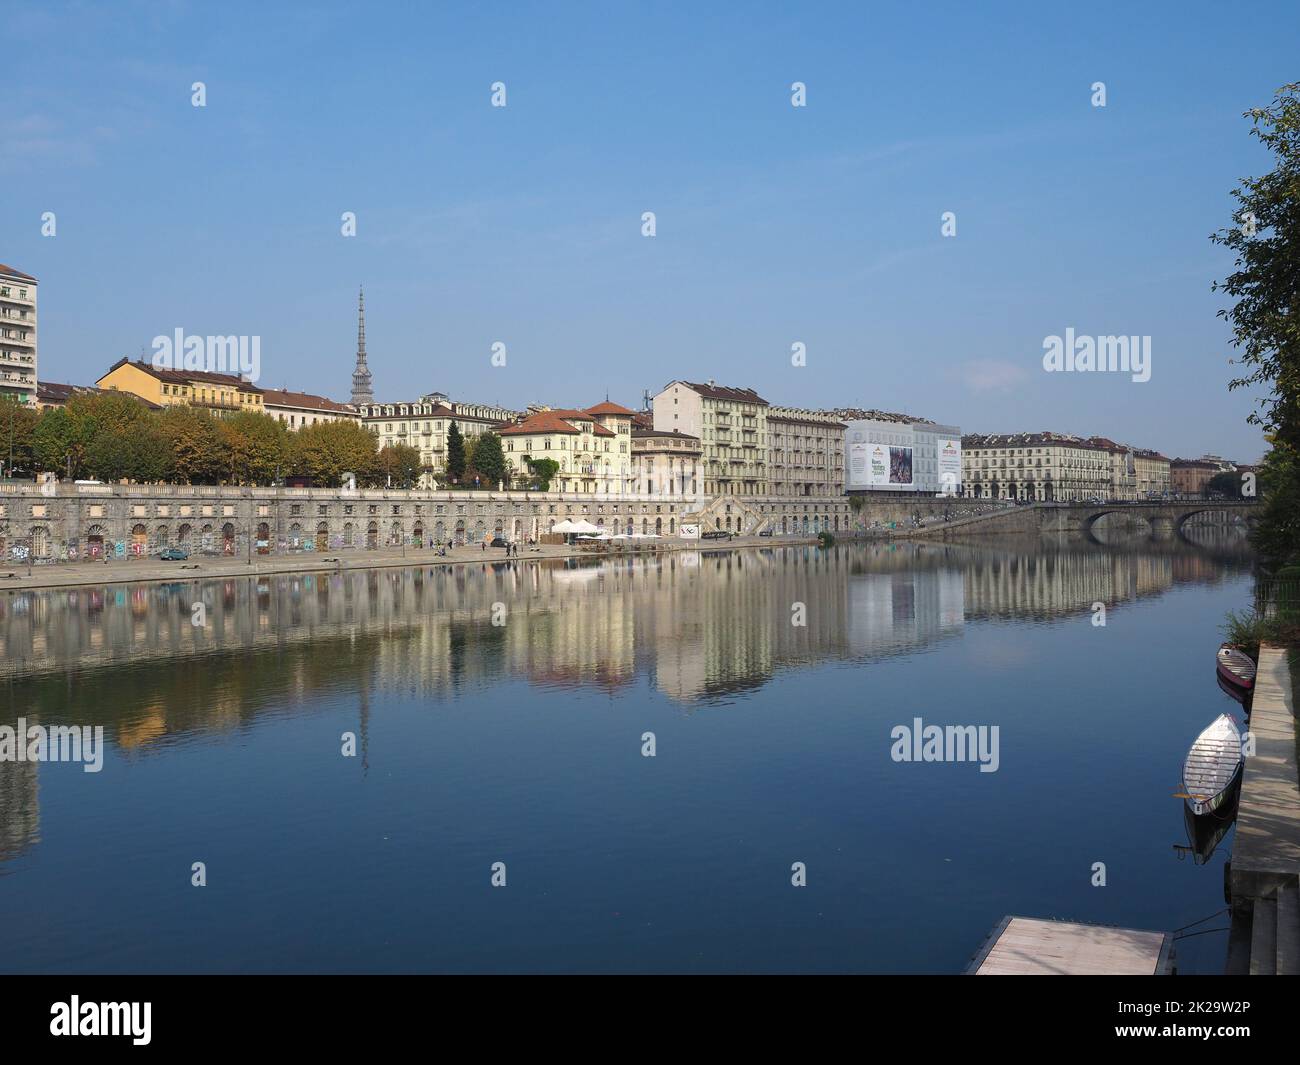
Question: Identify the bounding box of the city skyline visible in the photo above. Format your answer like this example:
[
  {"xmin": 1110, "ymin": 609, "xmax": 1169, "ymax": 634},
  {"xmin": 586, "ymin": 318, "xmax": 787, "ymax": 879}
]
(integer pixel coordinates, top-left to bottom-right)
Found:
[{"xmin": 5, "ymin": 3, "xmax": 1297, "ymax": 464}]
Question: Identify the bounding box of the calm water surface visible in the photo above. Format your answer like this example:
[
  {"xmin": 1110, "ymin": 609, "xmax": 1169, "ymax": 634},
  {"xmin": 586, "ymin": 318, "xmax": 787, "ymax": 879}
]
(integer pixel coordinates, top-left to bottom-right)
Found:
[{"xmin": 0, "ymin": 530, "xmax": 1255, "ymax": 972}]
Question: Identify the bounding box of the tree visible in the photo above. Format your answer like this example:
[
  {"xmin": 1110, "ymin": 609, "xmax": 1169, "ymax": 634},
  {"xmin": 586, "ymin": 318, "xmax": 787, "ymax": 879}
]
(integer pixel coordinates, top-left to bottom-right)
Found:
[
  {"xmin": 1212, "ymin": 83, "xmax": 1300, "ymax": 561},
  {"xmin": 472, "ymin": 431, "xmax": 509, "ymax": 488},
  {"xmin": 523, "ymin": 455, "xmax": 559, "ymax": 490},
  {"xmin": 377, "ymin": 442, "xmax": 422, "ymax": 487},
  {"xmin": 66, "ymin": 391, "xmax": 167, "ymax": 482},
  {"xmin": 33, "ymin": 406, "xmax": 82, "ymax": 477},
  {"xmin": 1208, "ymin": 470, "xmax": 1245, "ymax": 499},
  {"xmin": 160, "ymin": 405, "xmax": 225, "ymax": 484},
  {"xmin": 290, "ymin": 419, "xmax": 380, "ymax": 486},
  {"xmin": 1251, "ymin": 442, "xmax": 1300, "ymax": 561},
  {"xmin": 219, "ymin": 411, "xmax": 290, "ymax": 485},
  {"xmin": 447, "ymin": 421, "xmax": 466, "ymax": 483},
  {"xmin": 1, "ymin": 397, "xmax": 39, "ymax": 478}
]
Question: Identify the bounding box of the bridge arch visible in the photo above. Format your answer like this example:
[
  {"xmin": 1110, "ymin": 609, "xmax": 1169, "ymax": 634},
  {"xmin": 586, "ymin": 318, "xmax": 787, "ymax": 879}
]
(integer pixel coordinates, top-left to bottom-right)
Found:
[{"xmin": 1078, "ymin": 502, "xmax": 1256, "ymax": 541}]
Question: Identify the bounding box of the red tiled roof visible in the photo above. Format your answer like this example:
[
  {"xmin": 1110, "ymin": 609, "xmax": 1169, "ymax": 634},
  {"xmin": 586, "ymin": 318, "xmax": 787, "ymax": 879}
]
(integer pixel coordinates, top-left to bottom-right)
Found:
[
  {"xmin": 585, "ymin": 401, "xmax": 637, "ymax": 416},
  {"xmin": 679, "ymin": 381, "xmax": 768, "ymax": 405},
  {"xmin": 0, "ymin": 263, "xmax": 37, "ymax": 282},
  {"xmin": 262, "ymin": 388, "xmax": 355, "ymax": 414},
  {"xmin": 499, "ymin": 410, "xmax": 615, "ymax": 436},
  {"xmin": 37, "ymin": 381, "xmax": 101, "ymax": 403}
]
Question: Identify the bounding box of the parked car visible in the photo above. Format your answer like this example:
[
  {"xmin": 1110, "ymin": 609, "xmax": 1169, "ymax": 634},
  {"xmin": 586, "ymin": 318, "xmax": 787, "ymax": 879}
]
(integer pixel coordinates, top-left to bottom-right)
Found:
[
  {"xmin": 489, "ymin": 537, "xmax": 511, "ymax": 548},
  {"xmin": 159, "ymin": 547, "xmax": 190, "ymax": 561},
  {"xmin": 758, "ymin": 529, "xmax": 774, "ymax": 537},
  {"xmin": 701, "ymin": 530, "xmax": 730, "ymax": 540}
]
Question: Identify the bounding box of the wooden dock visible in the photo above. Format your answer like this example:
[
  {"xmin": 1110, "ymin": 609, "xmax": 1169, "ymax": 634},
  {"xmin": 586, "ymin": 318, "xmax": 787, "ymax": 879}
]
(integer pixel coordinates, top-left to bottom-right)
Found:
[
  {"xmin": 1226, "ymin": 646, "xmax": 1300, "ymax": 974},
  {"xmin": 966, "ymin": 917, "xmax": 1175, "ymax": 975}
]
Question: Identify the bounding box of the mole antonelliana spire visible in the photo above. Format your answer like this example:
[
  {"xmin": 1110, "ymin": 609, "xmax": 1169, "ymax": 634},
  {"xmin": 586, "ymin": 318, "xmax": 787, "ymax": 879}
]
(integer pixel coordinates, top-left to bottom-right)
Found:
[{"xmin": 350, "ymin": 286, "xmax": 374, "ymax": 406}]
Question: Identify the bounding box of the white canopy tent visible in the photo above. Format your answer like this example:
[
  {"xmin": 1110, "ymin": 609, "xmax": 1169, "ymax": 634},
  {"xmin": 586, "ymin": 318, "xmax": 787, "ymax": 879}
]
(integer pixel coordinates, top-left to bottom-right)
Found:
[{"xmin": 552, "ymin": 519, "xmax": 602, "ymax": 540}]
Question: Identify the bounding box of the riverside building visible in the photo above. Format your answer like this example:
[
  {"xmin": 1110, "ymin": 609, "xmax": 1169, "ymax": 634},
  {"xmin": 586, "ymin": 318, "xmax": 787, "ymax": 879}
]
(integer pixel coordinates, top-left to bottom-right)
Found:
[
  {"xmin": 0, "ymin": 264, "xmax": 38, "ymax": 407},
  {"xmin": 837, "ymin": 410, "xmax": 962, "ymax": 497},
  {"xmin": 359, "ymin": 393, "xmax": 520, "ymax": 488},
  {"xmin": 652, "ymin": 380, "xmax": 769, "ymax": 497},
  {"xmin": 961, "ymin": 432, "xmax": 1111, "ymax": 502}
]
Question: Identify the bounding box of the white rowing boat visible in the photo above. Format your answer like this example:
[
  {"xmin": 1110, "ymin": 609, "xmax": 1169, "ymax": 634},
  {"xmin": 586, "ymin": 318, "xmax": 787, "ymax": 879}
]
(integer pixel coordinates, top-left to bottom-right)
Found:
[{"xmin": 1182, "ymin": 713, "xmax": 1243, "ymax": 818}]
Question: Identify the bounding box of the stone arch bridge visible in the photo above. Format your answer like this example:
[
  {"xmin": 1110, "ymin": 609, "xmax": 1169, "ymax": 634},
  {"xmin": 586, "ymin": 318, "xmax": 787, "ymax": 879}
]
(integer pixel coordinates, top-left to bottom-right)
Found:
[{"xmin": 928, "ymin": 499, "xmax": 1258, "ymax": 540}]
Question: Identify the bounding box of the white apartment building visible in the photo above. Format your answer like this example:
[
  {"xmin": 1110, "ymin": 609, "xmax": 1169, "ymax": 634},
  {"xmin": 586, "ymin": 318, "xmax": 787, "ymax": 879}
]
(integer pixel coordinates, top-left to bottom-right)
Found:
[
  {"xmin": 962, "ymin": 432, "xmax": 1111, "ymax": 502},
  {"xmin": 840, "ymin": 411, "xmax": 962, "ymax": 496},
  {"xmin": 360, "ymin": 392, "xmax": 519, "ymax": 487},
  {"xmin": 262, "ymin": 388, "xmax": 361, "ymax": 430},
  {"xmin": 0, "ymin": 264, "xmax": 37, "ymax": 407}
]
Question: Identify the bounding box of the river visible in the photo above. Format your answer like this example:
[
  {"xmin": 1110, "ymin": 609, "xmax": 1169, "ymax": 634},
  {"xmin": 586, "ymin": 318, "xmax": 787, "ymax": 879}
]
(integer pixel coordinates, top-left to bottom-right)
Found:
[{"xmin": 0, "ymin": 528, "xmax": 1254, "ymax": 972}]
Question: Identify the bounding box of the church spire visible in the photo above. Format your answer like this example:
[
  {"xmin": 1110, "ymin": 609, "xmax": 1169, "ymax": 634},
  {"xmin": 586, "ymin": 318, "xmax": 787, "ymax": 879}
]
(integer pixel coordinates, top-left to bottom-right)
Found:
[{"xmin": 350, "ymin": 286, "xmax": 374, "ymax": 406}]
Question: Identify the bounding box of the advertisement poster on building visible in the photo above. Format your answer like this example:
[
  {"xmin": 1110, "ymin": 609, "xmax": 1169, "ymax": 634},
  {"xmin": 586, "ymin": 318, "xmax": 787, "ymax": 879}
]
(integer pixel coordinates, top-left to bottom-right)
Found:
[
  {"xmin": 888, "ymin": 446, "xmax": 913, "ymax": 485},
  {"xmin": 938, "ymin": 438, "xmax": 961, "ymax": 484},
  {"xmin": 870, "ymin": 445, "xmax": 889, "ymax": 484}
]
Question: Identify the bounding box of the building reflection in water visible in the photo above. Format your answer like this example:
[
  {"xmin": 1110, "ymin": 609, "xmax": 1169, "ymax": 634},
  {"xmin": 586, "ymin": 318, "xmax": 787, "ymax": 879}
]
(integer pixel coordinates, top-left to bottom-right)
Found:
[{"xmin": 0, "ymin": 529, "xmax": 1252, "ymax": 862}]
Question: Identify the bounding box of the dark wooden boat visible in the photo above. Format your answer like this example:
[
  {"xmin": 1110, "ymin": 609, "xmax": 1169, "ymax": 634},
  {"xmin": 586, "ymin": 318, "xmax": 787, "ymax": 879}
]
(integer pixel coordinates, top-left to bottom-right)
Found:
[
  {"xmin": 1217, "ymin": 644, "xmax": 1256, "ymax": 693},
  {"xmin": 1182, "ymin": 713, "xmax": 1243, "ymax": 818}
]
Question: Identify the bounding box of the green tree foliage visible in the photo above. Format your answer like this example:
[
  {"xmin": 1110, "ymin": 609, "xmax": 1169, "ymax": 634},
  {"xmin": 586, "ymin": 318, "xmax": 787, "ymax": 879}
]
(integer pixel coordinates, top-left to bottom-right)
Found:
[
  {"xmin": 1207, "ymin": 470, "xmax": 1246, "ymax": 498},
  {"xmin": 289, "ymin": 419, "xmax": 380, "ymax": 487},
  {"xmin": 377, "ymin": 442, "xmax": 423, "ymax": 487},
  {"xmin": 1251, "ymin": 442, "xmax": 1300, "ymax": 562},
  {"xmin": 471, "ymin": 432, "xmax": 509, "ymax": 488},
  {"xmin": 523, "ymin": 455, "xmax": 559, "ymax": 490},
  {"xmin": 219, "ymin": 411, "xmax": 290, "ymax": 485},
  {"xmin": 446, "ymin": 421, "xmax": 466, "ymax": 483},
  {"xmin": 159, "ymin": 405, "xmax": 225, "ymax": 484},
  {"xmin": 66, "ymin": 392, "xmax": 169, "ymax": 483},
  {"xmin": 32, "ymin": 406, "xmax": 81, "ymax": 477},
  {"xmin": 1212, "ymin": 83, "xmax": 1300, "ymax": 562},
  {"xmin": 1, "ymin": 397, "xmax": 39, "ymax": 477}
]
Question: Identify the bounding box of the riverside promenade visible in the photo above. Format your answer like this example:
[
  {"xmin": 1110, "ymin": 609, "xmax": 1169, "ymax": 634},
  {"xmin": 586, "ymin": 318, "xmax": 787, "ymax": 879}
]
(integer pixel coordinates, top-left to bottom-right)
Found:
[{"xmin": 0, "ymin": 533, "xmax": 814, "ymax": 592}]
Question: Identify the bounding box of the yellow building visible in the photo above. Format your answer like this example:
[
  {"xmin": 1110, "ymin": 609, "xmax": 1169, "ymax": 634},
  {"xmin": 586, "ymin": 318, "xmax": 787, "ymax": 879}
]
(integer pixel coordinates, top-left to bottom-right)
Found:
[
  {"xmin": 97, "ymin": 358, "xmax": 264, "ymax": 416},
  {"xmin": 1133, "ymin": 449, "xmax": 1171, "ymax": 499}
]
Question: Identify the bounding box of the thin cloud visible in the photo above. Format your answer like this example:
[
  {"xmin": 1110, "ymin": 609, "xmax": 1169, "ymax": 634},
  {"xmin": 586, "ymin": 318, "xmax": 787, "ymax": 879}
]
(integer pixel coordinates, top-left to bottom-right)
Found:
[{"xmin": 961, "ymin": 359, "xmax": 1030, "ymax": 393}]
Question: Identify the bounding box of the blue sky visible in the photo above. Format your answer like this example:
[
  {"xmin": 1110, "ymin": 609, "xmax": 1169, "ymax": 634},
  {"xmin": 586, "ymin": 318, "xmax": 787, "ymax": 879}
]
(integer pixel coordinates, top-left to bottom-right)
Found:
[{"xmin": 3, "ymin": 1, "xmax": 1297, "ymax": 462}]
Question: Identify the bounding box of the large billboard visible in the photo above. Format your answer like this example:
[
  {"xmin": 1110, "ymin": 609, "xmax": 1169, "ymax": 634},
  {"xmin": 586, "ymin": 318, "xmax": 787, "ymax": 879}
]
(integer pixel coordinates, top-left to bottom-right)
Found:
[
  {"xmin": 886, "ymin": 445, "xmax": 912, "ymax": 485},
  {"xmin": 938, "ymin": 437, "xmax": 961, "ymax": 494},
  {"xmin": 858, "ymin": 443, "xmax": 913, "ymax": 486},
  {"xmin": 847, "ymin": 427, "xmax": 915, "ymax": 490}
]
